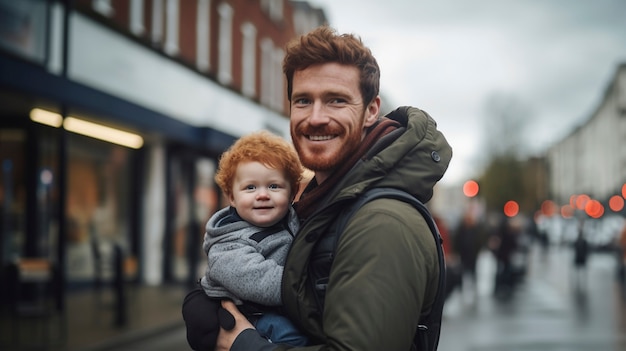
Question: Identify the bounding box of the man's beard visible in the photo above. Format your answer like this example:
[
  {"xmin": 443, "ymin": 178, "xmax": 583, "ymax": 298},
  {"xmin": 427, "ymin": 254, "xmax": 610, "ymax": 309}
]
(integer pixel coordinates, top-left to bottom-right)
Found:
[{"xmin": 292, "ymin": 124, "xmax": 363, "ymax": 173}]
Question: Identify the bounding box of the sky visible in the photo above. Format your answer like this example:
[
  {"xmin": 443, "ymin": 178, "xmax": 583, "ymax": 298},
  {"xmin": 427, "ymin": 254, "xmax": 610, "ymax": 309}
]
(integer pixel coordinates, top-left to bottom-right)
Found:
[{"xmin": 307, "ymin": 0, "xmax": 626, "ymax": 186}]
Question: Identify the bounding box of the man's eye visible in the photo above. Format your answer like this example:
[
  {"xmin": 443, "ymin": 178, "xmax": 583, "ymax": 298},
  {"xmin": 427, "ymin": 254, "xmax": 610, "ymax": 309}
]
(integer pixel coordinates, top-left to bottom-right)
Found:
[
  {"xmin": 329, "ymin": 98, "xmax": 347, "ymax": 105},
  {"xmin": 268, "ymin": 184, "xmax": 280, "ymax": 190},
  {"xmin": 245, "ymin": 185, "xmax": 256, "ymax": 190},
  {"xmin": 293, "ymin": 98, "xmax": 310, "ymax": 105}
]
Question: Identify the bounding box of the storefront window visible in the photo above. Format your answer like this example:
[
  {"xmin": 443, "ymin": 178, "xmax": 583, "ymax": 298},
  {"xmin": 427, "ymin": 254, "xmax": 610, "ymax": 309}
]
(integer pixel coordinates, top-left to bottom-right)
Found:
[
  {"xmin": 0, "ymin": 0, "xmax": 48, "ymax": 65},
  {"xmin": 37, "ymin": 126, "xmax": 60, "ymax": 261},
  {"xmin": 192, "ymin": 159, "xmax": 218, "ymax": 278},
  {"xmin": 170, "ymin": 156, "xmax": 191, "ymax": 282},
  {"xmin": 66, "ymin": 134, "xmax": 132, "ymax": 284},
  {"xmin": 169, "ymin": 154, "xmax": 218, "ymax": 284}
]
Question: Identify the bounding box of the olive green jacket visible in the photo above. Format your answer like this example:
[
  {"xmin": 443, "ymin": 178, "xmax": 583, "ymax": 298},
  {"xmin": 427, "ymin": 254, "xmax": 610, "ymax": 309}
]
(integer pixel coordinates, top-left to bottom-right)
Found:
[{"xmin": 233, "ymin": 106, "xmax": 452, "ymax": 351}]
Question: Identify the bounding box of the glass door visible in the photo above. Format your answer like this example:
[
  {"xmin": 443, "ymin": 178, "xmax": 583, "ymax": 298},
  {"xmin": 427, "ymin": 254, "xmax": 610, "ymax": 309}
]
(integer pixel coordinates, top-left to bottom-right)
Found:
[{"xmin": 166, "ymin": 147, "xmax": 219, "ymax": 287}]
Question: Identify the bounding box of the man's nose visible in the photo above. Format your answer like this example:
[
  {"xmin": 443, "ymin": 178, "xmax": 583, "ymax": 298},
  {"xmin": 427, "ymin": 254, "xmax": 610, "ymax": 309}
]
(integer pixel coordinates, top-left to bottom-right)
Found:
[{"xmin": 308, "ymin": 102, "xmax": 330, "ymax": 126}]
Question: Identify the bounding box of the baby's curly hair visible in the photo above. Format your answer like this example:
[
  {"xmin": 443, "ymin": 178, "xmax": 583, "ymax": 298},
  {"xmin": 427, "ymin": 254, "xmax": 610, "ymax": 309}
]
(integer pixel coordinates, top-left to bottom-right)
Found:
[{"xmin": 215, "ymin": 131, "xmax": 303, "ymax": 199}]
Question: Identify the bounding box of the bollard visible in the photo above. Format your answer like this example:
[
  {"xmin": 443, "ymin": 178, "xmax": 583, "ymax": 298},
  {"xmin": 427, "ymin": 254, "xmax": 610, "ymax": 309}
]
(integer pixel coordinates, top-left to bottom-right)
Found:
[{"xmin": 114, "ymin": 245, "xmax": 127, "ymax": 327}]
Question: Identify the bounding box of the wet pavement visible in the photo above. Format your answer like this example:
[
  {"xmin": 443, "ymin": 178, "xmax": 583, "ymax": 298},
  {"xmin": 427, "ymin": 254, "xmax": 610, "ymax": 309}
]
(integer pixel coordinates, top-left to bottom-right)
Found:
[
  {"xmin": 96, "ymin": 243, "xmax": 626, "ymax": 351},
  {"xmin": 3, "ymin": 243, "xmax": 625, "ymax": 351}
]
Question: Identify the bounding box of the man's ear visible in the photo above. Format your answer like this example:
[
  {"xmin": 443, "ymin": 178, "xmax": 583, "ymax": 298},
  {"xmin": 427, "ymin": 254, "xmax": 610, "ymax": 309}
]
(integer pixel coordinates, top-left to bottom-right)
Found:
[{"xmin": 364, "ymin": 96, "xmax": 381, "ymax": 127}]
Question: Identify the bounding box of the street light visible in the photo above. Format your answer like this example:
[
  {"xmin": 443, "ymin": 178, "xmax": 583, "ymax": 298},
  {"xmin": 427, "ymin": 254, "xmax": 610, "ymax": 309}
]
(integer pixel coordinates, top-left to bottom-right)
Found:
[
  {"xmin": 540, "ymin": 199, "xmax": 557, "ymax": 217},
  {"xmin": 561, "ymin": 204, "xmax": 575, "ymax": 218},
  {"xmin": 504, "ymin": 200, "xmax": 519, "ymax": 217},
  {"xmin": 463, "ymin": 180, "xmax": 479, "ymax": 198},
  {"xmin": 609, "ymin": 195, "xmax": 624, "ymax": 212},
  {"xmin": 584, "ymin": 199, "xmax": 604, "ymax": 219}
]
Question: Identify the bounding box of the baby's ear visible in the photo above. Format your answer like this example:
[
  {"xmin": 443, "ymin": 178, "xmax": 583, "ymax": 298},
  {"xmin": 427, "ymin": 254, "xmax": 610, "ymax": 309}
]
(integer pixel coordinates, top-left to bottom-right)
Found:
[{"xmin": 228, "ymin": 193, "xmax": 236, "ymax": 207}]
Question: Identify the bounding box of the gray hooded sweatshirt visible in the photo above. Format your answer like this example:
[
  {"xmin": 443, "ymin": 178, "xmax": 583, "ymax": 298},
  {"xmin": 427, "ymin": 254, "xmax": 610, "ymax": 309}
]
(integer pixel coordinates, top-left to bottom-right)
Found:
[{"xmin": 200, "ymin": 206, "xmax": 299, "ymax": 306}]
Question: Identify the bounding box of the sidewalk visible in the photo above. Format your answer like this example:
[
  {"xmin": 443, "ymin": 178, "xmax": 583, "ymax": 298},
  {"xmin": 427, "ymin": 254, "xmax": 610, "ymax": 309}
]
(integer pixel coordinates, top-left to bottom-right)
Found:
[{"xmin": 0, "ymin": 283, "xmax": 187, "ymax": 351}]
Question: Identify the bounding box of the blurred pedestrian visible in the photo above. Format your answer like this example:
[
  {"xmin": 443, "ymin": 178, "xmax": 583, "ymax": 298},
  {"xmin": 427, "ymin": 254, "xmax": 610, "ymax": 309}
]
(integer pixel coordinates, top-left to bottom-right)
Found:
[
  {"xmin": 453, "ymin": 209, "xmax": 487, "ymax": 299},
  {"xmin": 489, "ymin": 216, "xmax": 520, "ymax": 298},
  {"xmin": 571, "ymin": 219, "xmax": 589, "ymax": 290},
  {"xmin": 617, "ymin": 223, "xmax": 626, "ymax": 282},
  {"xmin": 531, "ymin": 214, "xmax": 550, "ymax": 261}
]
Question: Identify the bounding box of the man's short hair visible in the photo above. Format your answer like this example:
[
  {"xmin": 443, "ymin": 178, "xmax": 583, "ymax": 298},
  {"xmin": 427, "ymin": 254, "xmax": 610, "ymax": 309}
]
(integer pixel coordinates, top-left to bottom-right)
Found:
[{"xmin": 283, "ymin": 26, "xmax": 380, "ymax": 105}]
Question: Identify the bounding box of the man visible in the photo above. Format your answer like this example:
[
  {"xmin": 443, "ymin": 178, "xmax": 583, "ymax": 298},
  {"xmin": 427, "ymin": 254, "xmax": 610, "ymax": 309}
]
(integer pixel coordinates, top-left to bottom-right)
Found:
[{"xmin": 216, "ymin": 25, "xmax": 452, "ymax": 350}]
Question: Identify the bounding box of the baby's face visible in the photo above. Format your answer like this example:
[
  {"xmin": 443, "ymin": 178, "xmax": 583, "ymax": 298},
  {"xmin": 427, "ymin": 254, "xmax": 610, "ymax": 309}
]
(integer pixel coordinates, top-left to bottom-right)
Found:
[{"xmin": 229, "ymin": 161, "xmax": 292, "ymax": 227}]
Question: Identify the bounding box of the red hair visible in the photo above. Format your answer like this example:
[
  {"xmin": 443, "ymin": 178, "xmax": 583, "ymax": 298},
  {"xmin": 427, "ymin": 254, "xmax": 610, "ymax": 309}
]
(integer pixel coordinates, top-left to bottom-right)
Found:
[{"xmin": 215, "ymin": 131, "xmax": 303, "ymax": 199}]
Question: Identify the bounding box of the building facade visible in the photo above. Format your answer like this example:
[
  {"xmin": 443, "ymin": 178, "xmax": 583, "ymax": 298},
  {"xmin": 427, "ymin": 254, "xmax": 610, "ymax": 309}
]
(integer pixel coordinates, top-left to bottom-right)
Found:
[
  {"xmin": 0, "ymin": 0, "xmax": 326, "ymax": 316},
  {"xmin": 547, "ymin": 63, "xmax": 626, "ymax": 211}
]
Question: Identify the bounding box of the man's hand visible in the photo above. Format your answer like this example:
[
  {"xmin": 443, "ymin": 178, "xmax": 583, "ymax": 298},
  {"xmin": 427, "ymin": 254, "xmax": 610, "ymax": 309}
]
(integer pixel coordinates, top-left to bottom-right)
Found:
[{"xmin": 215, "ymin": 300, "xmax": 255, "ymax": 351}]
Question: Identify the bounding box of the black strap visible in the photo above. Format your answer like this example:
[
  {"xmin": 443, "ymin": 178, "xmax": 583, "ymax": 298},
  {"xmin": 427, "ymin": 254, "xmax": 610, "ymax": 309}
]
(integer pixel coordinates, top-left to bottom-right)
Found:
[{"xmin": 333, "ymin": 187, "xmax": 445, "ymax": 351}]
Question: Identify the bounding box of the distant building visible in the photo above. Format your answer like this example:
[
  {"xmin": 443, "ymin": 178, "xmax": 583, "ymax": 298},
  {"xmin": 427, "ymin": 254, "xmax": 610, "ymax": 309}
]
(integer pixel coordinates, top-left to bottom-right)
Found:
[{"xmin": 546, "ymin": 63, "xmax": 626, "ymax": 208}]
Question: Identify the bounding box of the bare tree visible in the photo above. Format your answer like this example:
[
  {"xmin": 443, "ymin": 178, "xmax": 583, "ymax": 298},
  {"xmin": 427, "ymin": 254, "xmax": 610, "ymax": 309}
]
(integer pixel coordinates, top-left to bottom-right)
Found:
[
  {"xmin": 478, "ymin": 92, "xmax": 537, "ymax": 213},
  {"xmin": 482, "ymin": 92, "xmax": 531, "ymax": 158}
]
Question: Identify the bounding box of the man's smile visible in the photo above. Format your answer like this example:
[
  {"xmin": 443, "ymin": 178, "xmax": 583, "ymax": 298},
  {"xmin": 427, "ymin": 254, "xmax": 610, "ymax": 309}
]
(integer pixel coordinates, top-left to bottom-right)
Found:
[{"xmin": 307, "ymin": 135, "xmax": 335, "ymax": 141}]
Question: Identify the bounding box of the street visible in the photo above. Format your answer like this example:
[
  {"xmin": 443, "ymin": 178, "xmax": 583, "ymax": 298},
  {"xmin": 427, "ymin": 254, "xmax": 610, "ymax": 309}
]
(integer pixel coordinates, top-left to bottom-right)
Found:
[
  {"xmin": 439, "ymin": 245, "xmax": 626, "ymax": 351},
  {"xmin": 104, "ymin": 244, "xmax": 626, "ymax": 351}
]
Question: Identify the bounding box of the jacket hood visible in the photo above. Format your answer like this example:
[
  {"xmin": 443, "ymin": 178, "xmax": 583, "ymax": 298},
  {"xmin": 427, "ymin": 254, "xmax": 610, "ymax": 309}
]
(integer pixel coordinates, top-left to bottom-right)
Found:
[{"xmin": 334, "ymin": 106, "xmax": 452, "ymax": 204}]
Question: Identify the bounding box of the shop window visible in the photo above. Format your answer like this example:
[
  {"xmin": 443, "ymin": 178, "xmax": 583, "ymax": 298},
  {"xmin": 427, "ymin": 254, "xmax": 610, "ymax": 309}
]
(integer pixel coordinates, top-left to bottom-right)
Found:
[
  {"xmin": 37, "ymin": 126, "xmax": 60, "ymax": 260},
  {"xmin": 65, "ymin": 134, "xmax": 132, "ymax": 285},
  {"xmin": 168, "ymin": 155, "xmax": 217, "ymax": 284},
  {"xmin": 0, "ymin": 0, "xmax": 48, "ymax": 64}
]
